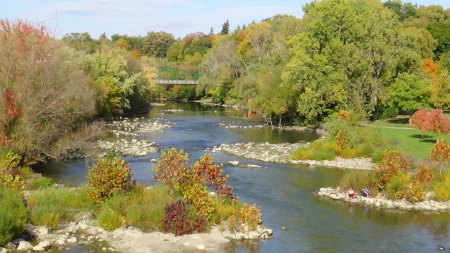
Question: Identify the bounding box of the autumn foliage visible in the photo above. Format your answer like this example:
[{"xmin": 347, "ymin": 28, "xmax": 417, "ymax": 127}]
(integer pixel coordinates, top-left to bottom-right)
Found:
[
  {"xmin": 410, "ymin": 109, "xmax": 450, "ymax": 138},
  {"xmin": 0, "ymin": 19, "xmax": 96, "ymax": 163},
  {"xmin": 87, "ymin": 151, "xmax": 133, "ymax": 202},
  {"xmin": 0, "ymin": 89, "xmax": 21, "ymax": 146},
  {"xmin": 375, "ymin": 150, "xmax": 411, "ymax": 190},
  {"xmin": 153, "ymin": 148, "xmax": 235, "ymax": 201}
]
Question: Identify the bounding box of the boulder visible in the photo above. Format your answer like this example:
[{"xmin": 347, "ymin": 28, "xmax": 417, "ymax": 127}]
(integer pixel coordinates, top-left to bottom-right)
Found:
[
  {"xmin": 261, "ymin": 228, "xmax": 273, "ymax": 236},
  {"xmin": 0, "ymin": 247, "xmax": 8, "ymax": 253},
  {"xmin": 17, "ymin": 241, "xmax": 33, "ymax": 251},
  {"xmin": 248, "ymin": 231, "xmax": 260, "ymax": 240},
  {"xmin": 196, "ymin": 244, "xmax": 205, "ymax": 250},
  {"xmin": 229, "ymin": 161, "xmax": 239, "ymax": 166},
  {"xmin": 67, "ymin": 237, "xmax": 77, "ymax": 243},
  {"xmin": 235, "ymin": 232, "xmax": 245, "ymax": 240}
]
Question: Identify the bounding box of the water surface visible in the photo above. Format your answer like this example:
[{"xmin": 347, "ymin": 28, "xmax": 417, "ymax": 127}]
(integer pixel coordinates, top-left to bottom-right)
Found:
[{"xmin": 37, "ymin": 103, "xmax": 450, "ymax": 253}]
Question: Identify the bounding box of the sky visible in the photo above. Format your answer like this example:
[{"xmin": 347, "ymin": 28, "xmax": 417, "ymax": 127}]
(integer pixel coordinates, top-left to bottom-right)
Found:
[{"xmin": 1, "ymin": 0, "xmax": 449, "ymax": 39}]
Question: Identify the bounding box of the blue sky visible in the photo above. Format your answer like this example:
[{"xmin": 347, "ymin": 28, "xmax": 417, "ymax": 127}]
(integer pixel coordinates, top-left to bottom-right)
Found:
[{"xmin": 1, "ymin": 0, "xmax": 449, "ymax": 39}]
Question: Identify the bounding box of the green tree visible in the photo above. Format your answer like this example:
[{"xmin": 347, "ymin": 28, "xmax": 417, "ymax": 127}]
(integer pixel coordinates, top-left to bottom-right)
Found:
[
  {"xmin": 61, "ymin": 32, "xmax": 100, "ymax": 53},
  {"xmin": 387, "ymin": 72, "xmax": 433, "ymax": 112},
  {"xmin": 92, "ymin": 46, "xmax": 154, "ymax": 117},
  {"xmin": 141, "ymin": 31, "xmax": 175, "ymax": 58},
  {"xmin": 427, "ymin": 21, "xmax": 450, "ymax": 59},
  {"xmin": 221, "ymin": 20, "xmax": 230, "ymax": 35},
  {"xmin": 283, "ymin": 0, "xmax": 435, "ymax": 122}
]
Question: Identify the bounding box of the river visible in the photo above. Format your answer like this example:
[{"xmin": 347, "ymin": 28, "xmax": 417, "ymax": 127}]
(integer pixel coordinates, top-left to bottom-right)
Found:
[{"xmin": 37, "ymin": 102, "xmax": 450, "ymax": 253}]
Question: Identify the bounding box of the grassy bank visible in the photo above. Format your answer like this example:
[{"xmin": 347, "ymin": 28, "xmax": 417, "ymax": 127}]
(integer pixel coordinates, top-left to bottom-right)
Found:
[{"xmin": 361, "ymin": 115, "xmax": 450, "ymax": 159}]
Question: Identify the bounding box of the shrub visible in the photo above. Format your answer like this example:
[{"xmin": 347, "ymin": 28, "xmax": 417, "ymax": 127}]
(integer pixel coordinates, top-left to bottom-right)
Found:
[
  {"xmin": 405, "ymin": 182, "xmax": 426, "ymax": 203},
  {"xmin": 0, "ymin": 187, "xmax": 27, "ymax": 246},
  {"xmin": 375, "ymin": 150, "xmax": 411, "ymax": 190},
  {"xmin": 30, "ymin": 177, "xmax": 54, "ymax": 189},
  {"xmin": 339, "ymin": 170, "xmax": 378, "ymax": 196},
  {"xmin": 125, "ymin": 184, "xmax": 174, "ymax": 231},
  {"xmin": 97, "ymin": 207, "xmax": 126, "ymax": 231},
  {"xmin": 228, "ymin": 203, "xmax": 261, "ymax": 231},
  {"xmin": 162, "ymin": 200, "xmax": 207, "ymax": 236},
  {"xmin": 433, "ymin": 169, "xmax": 450, "ymax": 201},
  {"xmin": 325, "ymin": 117, "xmax": 356, "ymax": 148},
  {"xmin": 0, "ymin": 151, "xmax": 25, "ymax": 190},
  {"xmin": 30, "ymin": 205, "xmax": 64, "ymax": 229},
  {"xmin": 340, "ymin": 147, "xmax": 359, "ymax": 159},
  {"xmin": 153, "ymin": 148, "xmax": 189, "ymax": 190},
  {"xmin": 384, "ymin": 173, "xmax": 411, "ymax": 200},
  {"xmin": 210, "ymin": 198, "xmax": 237, "ymax": 225},
  {"xmin": 179, "ymin": 183, "xmax": 214, "ymax": 219},
  {"xmin": 87, "ymin": 151, "xmax": 133, "ymax": 202},
  {"xmin": 311, "ymin": 148, "xmax": 336, "ymax": 161},
  {"xmin": 291, "ymin": 147, "xmax": 313, "ymax": 160}
]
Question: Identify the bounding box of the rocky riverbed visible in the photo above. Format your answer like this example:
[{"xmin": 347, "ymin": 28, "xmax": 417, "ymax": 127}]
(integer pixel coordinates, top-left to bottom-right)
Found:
[
  {"xmin": 214, "ymin": 142, "xmax": 375, "ymax": 170},
  {"xmin": 317, "ymin": 187, "xmax": 450, "ymax": 213},
  {"xmin": 95, "ymin": 117, "xmax": 172, "ymax": 157}
]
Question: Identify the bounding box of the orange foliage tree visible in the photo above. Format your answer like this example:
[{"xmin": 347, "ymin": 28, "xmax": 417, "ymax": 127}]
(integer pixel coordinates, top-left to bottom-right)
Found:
[
  {"xmin": 430, "ymin": 139, "xmax": 450, "ymax": 175},
  {"xmin": 410, "ymin": 109, "xmax": 429, "ymax": 138},
  {"xmin": 375, "ymin": 150, "xmax": 411, "ymax": 190}
]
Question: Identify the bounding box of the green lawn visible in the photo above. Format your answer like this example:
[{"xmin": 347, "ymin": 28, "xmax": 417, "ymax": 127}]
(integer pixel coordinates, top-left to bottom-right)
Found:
[{"xmin": 360, "ymin": 116, "xmax": 450, "ymax": 159}]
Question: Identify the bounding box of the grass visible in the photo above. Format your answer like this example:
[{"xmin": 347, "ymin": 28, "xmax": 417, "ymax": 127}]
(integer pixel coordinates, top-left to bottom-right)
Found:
[
  {"xmin": 27, "ymin": 186, "xmax": 91, "ymax": 228},
  {"xmin": 361, "ymin": 116, "xmax": 450, "ymax": 159}
]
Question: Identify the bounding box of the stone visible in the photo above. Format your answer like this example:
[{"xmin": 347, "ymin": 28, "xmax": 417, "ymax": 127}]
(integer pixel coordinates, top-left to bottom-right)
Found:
[
  {"xmin": 229, "ymin": 161, "xmax": 239, "ymax": 166},
  {"xmin": 78, "ymin": 222, "xmax": 89, "ymax": 230},
  {"xmin": 221, "ymin": 231, "xmax": 235, "ymax": 240},
  {"xmin": 36, "ymin": 226, "xmax": 49, "ymax": 236},
  {"xmin": 4, "ymin": 242, "xmax": 15, "ymax": 249},
  {"xmin": 0, "ymin": 247, "xmax": 8, "ymax": 253},
  {"xmin": 262, "ymin": 228, "xmax": 273, "ymax": 236},
  {"xmin": 67, "ymin": 237, "xmax": 77, "ymax": 243},
  {"xmin": 248, "ymin": 231, "xmax": 260, "ymax": 240},
  {"xmin": 56, "ymin": 238, "xmax": 66, "ymax": 245},
  {"xmin": 35, "ymin": 241, "xmax": 50, "ymax": 249},
  {"xmin": 17, "ymin": 241, "xmax": 33, "ymax": 251},
  {"xmin": 196, "ymin": 244, "xmax": 205, "ymax": 250},
  {"xmin": 235, "ymin": 232, "xmax": 244, "ymax": 240},
  {"xmin": 12, "ymin": 238, "xmax": 25, "ymax": 245}
]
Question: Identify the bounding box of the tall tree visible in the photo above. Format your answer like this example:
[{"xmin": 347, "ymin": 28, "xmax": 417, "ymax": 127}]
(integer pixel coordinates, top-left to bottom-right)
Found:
[
  {"xmin": 221, "ymin": 20, "xmax": 230, "ymax": 35},
  {"xmin": 141, "ymin": 31, "xmax": 175, "ymax": 58},
  {"xmin": 0, "ymin": 20, "xmax": 96, "ymax": 163},
  {"xmin": 283, "ymin": 0, "xmax": 435, "ymax": 122}
]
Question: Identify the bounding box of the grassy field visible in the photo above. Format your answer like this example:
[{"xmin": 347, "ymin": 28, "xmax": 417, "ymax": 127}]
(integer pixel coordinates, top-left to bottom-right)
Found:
[{"xmin": 360, "ymin": 115, "xmax": 450, "ymax": 159}]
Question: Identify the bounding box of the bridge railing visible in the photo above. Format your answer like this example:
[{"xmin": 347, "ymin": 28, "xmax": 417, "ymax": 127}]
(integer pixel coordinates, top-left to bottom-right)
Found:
[
  {"xmin": 157, "ymin": 66, "xmax": 200, "ymax": 82},
  {"xmin": 157, "ymin": 79, "xmax": 198, "ymax": 85}
]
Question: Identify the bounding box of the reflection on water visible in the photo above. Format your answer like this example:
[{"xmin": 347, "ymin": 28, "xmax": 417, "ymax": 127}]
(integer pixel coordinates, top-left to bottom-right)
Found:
[{"xmin": 37, "ymin": 103, "xmax": 450, "ymax": 253}]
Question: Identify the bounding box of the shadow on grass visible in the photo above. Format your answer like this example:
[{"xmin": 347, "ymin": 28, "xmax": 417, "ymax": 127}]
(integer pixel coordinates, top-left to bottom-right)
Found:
[
  {"xmin": 410, "ymin": 134, "xmax": 434, "ymax": 139},
  {"xmin": 387, "ymin": 118, "xmax": 410, "ymax": 124}
]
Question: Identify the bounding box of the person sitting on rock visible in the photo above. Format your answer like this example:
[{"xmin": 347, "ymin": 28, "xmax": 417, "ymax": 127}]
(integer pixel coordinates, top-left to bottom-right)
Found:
[
  {"xmin": 362, "ymin": 187, "xmax": 370, "ymax": 198},
  {"xmin": 347, "ymin": 187, "xmax": 356, "ymax": 198}
]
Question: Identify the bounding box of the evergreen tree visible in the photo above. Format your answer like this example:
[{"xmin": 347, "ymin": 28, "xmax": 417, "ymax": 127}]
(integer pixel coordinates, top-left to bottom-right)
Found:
[{"xmin": 221, "ymin": 20, "xmax": 230, "ymax": 35}]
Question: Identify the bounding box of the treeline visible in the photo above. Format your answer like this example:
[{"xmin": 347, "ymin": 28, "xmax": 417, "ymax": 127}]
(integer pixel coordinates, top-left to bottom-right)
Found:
[
  {"xmin": 89, "ymin": 0, "xmax": 450, "ymax": 126},
  {"xmin": 194, "ymin": 0, "xmax": 450, "ymax": 125}
]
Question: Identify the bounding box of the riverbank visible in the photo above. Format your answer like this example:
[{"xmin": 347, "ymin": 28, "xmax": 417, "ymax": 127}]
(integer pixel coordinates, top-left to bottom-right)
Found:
[
  {"xmin": 317, "ymin": 187, "xmax": 450, "ymax": 212},
  {"xmin": 214, "ymin": 142, "xmax": 375, "ymax": 170},
  {"xmin": 2, "ymin": 214, "xmax": 230, "ymax": 253}
]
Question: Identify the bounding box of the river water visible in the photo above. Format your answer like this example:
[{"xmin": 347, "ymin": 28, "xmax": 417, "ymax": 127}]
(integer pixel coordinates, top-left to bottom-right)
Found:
[{"xmin": 37, "ymin": 102, "xmax": 450, "ymax": 253}]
